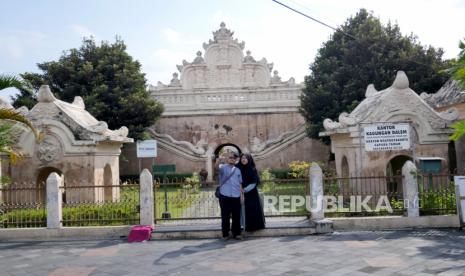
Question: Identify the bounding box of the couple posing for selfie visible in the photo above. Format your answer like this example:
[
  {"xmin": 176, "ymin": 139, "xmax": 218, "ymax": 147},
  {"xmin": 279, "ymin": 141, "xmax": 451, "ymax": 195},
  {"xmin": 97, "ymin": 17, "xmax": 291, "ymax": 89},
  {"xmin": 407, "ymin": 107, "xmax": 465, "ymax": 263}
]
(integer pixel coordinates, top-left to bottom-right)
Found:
[{"xmin": 216, "ymin": 152, "xmax": 266, "ymax": 240}]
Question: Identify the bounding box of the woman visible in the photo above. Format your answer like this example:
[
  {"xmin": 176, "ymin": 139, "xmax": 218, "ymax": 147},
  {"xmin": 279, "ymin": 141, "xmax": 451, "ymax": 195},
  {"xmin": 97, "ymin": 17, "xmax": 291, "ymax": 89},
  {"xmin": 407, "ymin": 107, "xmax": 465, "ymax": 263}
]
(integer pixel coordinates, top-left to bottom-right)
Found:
[{"xmin": 236, "ymin": 153, "xmax": 265, "ymax": 231}]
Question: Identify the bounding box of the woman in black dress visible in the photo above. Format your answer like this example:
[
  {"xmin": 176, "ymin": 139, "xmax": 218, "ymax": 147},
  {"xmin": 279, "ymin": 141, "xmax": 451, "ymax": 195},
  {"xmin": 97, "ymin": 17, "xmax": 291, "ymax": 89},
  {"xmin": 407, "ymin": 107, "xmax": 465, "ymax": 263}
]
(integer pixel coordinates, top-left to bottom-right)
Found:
[{"xmin": 236, "ymin": 153, "xmax": 265, "ymax": 231}]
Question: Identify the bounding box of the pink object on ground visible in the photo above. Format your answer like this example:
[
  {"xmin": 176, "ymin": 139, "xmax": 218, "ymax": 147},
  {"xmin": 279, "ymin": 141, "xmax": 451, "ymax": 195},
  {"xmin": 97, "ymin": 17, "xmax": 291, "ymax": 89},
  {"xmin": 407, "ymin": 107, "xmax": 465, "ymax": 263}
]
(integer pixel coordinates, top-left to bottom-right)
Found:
[{"xmin": 128, "ymin": 225, "xmax": 153, "ymax": 243}]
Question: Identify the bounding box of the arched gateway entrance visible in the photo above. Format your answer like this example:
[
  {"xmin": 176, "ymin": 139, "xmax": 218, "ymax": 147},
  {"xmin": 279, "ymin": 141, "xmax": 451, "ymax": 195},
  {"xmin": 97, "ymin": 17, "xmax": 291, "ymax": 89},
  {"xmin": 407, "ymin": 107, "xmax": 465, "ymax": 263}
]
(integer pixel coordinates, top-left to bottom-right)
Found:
[
  {"xmin": 214, "ymin": 143, "xmax": 242, "ymax": 158},
  {"xmin": 212, "ymin": 143, "xmax": 242, "ymax": 180}
]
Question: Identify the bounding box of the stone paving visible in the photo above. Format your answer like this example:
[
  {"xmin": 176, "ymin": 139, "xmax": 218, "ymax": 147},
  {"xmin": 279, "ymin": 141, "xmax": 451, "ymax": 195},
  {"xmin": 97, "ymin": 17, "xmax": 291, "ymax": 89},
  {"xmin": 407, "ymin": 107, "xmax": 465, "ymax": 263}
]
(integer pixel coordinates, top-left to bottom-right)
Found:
[{"xmin": 1, "ymin": 229, "xmax": 465, "ymax": 275}]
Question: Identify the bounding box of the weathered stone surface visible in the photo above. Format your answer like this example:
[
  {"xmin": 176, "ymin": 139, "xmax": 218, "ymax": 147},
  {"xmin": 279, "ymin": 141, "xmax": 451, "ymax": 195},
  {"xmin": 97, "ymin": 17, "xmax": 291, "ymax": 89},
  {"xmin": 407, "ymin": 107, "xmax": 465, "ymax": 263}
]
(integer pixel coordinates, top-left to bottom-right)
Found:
[
  {"xmin": 321, "ymin": 71, "xmax": 456, "ymax": 177},
  {"xmin": 4, "ymin": 86, "xmax": 132, "ymax": 203},
  {"xmin": 422, "ymin": 79, "xmax": 465, "ymax": 109},
  {"xmin": 310, "ymin": 164, "xmax": 324, "ymax": 220},
  {"xmin": 139, "ymin": 169, "xmax": 154, "ymax": 226},
  {"xmin": 46, "ymin": 172, "xmax": 62, "ymax": 229},
  {"xmin": 402, "ymin": 161, "xmax": 419, "ymax": 217},
  {"xmin": 122, "ymin": 23, "xmax": 329, "ymax": 175}
]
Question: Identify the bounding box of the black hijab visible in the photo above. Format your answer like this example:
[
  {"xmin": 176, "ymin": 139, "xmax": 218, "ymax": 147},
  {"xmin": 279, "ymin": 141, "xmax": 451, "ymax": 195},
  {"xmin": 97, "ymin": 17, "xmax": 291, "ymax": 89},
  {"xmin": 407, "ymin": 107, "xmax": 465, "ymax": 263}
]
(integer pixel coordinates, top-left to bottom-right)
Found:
[{"xmin": 236, "ymin": 153, "xmax": 259, "ymax": 185}]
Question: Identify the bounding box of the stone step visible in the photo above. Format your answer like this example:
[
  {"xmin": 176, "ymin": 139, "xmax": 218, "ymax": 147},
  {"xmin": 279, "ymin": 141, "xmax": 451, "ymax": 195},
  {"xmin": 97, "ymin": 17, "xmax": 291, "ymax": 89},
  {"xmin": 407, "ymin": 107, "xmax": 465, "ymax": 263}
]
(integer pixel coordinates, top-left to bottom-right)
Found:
[{"xmin": 151, "ymin": 218, "xmax": 333, "ymax": 239}]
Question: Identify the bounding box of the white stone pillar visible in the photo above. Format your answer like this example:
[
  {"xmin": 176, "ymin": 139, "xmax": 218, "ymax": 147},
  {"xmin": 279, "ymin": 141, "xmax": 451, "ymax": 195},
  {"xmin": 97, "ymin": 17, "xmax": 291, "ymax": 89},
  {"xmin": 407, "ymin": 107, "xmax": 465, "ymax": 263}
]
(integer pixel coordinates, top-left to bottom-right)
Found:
[
  {"xmin": 310, "ymin": 163, "xmax": 324, "ymax": 220},
  {"xmin": 402, "ymin": 161, "xmax": 419, "ymax": 217},
  {"xmin": 454, "ymin": 176, "xmax": 465, "ymax": 227},
  {"xmin": 139, "ymin": 169, "xmax": 154, "ymax": 227},
  {"xmin": 46, "ymin": 172, "xmax": 62, "ymax": 229},
  {"xmin": 206, "ymin": 147, "xmax": 214, "ymax": 182}
]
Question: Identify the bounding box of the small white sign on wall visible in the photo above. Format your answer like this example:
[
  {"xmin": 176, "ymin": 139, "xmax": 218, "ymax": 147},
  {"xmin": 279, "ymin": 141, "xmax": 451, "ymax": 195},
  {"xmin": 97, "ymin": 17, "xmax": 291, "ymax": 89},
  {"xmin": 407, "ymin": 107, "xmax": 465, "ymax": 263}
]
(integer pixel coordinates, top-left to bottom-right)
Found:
[
  {"xmin": 364, "ymin": 123, "xmax": 410, "ymax": 151},
  {"xmin": 136, "ymin": 140, "xmax": 157, "ymax": 158},
  {"xmin": 454, "ymin": 176, "xmax": 465, "ymax": 226}
]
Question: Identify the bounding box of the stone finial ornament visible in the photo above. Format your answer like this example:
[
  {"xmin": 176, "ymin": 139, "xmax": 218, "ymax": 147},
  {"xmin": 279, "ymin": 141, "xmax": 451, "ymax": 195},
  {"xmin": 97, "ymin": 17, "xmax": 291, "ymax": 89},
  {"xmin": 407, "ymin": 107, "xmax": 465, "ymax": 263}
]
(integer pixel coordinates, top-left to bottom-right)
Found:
[
  {"xmin": 16, "ymin": 106, "xmax": 29, "ymax": 115},
  {"xmin": 213, "ymin": 22, "xmax": 234, "ymax": 41},
  {"xmin": 338, "ymin": 112, "xmax": 356, "ymax": 126},
  {"xmin": 72, "ymin": 96, "xmax": 85, "ymax": 109},
  {"xmin": 323, "ymin": 118, "xmax": 342, "ymax": 130},
  {"xmin": 365, "ymin": 84, "xmax": 378, "ymax": 97},
  {"xmin": 116, "ymin": 126, "xmax": 129, "ymax": 137},
  {"xmin": 271, "ymin": 70, "xmax": 281, "ymax": 83},
  {"xmin": 91, "ymin": 121, "xmax": 108, "ymax": 134},
  {"xmin": 37, "ymin": 85, "xmax": 57, "ymax": 103},
  {"xmin": 170, "ymin": 72, "xmax": 181, "ymax": 86},
  {"xmin": 244, "ymin": 50, "xmax": 256, "ymax": 63},
  {"xmin": 193, "ymin": 51, "xmax": 205, "ymax": 64},
  {"xmin": 392, "ymin": 71, "xmax": 409, "ymax": 89}
]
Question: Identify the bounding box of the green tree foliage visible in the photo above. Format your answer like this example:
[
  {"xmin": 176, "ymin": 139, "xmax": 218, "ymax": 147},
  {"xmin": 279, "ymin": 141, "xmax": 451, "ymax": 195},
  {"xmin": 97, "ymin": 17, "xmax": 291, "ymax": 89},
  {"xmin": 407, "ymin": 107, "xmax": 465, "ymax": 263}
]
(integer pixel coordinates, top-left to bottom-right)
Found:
[
  {"xmin": 447, "ymin": 38, "xmax": 465, "ymax": 141},
  {"xmin": 0, "ymin": 75, "xmax": 40, "ymax": 165},
  {"xmin": 300, "ymin": 9, "xmax": 449, "ymax": 142},
  {"xmin": 13, "ymin": 37, "xmax": 164, "ymax": 139},
  {"xmin": 445, "ymin": 38, "xmax": 465, "ymax": 90}
]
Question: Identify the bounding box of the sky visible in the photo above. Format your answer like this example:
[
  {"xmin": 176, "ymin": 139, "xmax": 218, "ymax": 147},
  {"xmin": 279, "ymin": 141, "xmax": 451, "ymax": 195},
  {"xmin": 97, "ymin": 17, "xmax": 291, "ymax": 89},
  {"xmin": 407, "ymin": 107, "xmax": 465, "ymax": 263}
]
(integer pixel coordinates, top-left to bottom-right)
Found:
[{"xmin": 1, "ymin": 0, "xmax": 465, "ymax": 101}]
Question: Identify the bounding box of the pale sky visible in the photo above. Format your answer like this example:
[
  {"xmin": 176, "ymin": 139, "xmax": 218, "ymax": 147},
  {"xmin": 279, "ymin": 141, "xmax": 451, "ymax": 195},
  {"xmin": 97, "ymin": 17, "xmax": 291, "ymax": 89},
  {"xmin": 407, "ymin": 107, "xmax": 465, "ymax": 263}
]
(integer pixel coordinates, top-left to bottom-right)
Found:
[{"xmin": 1, "ymin": 0, "xmax": 464, "ymax": 101}]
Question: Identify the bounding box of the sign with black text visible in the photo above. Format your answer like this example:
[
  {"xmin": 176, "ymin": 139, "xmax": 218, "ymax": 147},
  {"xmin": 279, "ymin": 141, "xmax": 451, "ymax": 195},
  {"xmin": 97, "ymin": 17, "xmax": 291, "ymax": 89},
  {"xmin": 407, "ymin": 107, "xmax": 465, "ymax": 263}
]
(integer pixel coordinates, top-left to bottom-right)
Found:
[
  {"xmin": 364, "ymin": 124, "xmax": 410, "ymax": 151},
  {"xmin": 136, "ymin": 140, "xmax": 157, "ymax": 158}
]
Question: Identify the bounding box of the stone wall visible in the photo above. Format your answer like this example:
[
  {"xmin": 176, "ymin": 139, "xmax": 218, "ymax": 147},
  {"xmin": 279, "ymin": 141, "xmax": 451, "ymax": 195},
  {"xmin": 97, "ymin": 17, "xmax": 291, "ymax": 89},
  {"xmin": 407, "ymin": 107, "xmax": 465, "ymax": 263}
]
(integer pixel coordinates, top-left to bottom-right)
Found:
[{"xmin": 154, "ymin": 112, "xmax": 306, "ymax": 149}]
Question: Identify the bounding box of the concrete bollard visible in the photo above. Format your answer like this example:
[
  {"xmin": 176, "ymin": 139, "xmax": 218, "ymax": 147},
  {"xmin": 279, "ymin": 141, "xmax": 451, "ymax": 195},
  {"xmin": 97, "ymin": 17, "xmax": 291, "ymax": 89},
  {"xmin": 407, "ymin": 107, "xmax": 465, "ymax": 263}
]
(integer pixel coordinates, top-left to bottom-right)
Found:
[
  {"xmin": 309, "ymin": 163, "xmax": 324, "ymax": 220},
  {"xmin": 46, "ymin": 172, "xmax": 62, "ymax": 229},
  {"xmin": 140, "ymin": 169, "xmax": 154, "ymax": 227},
  {"xmin": 454, "ymin": 176, "xmax": 465, "ymax": 228},
  {"xmin": 402, "ymin": 161, "xmax": 419, "ymax": 217}
]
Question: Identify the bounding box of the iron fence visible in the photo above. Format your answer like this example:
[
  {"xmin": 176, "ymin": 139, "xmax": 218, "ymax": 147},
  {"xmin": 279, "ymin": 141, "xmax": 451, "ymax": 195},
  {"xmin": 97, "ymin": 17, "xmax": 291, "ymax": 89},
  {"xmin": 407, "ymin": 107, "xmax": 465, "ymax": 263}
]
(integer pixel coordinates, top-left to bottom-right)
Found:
[
  {"xmin": 60, "ymin": 183, "xmax": 140, "ymax": 226},
  {"xmin": 0, "ymin": 182, "xmax": 46, "ymax": 228},
  {"xmin": 153, "ymin": 177, "xmax": 309, "ymax": 222},
  {"xmin": 323, "ymin": 174, "xmax": 405, "ymax": 217},
  {"xmin": 417, "ymin": 173, "xmax": 457, "ymax": 215},
  {"xmin": 260, "ymin": 178, "xmax": 309, "ymax": 217},
  {"xmin": 154, "ymin": 178, "xmax": 218, "ymax": 222}
]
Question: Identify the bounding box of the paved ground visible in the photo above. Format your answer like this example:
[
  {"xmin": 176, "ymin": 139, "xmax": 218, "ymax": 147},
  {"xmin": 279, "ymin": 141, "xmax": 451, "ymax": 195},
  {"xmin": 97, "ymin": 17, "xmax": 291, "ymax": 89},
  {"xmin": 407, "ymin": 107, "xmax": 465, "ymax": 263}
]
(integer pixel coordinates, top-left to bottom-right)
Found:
[{"xmin": 1, "ymin": 229, "xmax": 465, "ymax": 275}]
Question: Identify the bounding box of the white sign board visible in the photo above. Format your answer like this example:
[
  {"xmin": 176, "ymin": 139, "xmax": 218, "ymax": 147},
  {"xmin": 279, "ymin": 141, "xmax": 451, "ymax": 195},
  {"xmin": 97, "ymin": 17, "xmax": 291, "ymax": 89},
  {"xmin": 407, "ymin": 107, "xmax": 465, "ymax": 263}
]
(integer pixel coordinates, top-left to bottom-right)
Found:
[
  {"xmin": 136, "ymin": 140, "xmax": 157, "ymax": 158},
  {"xmin": 364, "ymin": 124, "xmax": 410, "ymax": 151},
  {"xmin": 454, "ymin": 176, "xmax": 465, "ymax": 226}
]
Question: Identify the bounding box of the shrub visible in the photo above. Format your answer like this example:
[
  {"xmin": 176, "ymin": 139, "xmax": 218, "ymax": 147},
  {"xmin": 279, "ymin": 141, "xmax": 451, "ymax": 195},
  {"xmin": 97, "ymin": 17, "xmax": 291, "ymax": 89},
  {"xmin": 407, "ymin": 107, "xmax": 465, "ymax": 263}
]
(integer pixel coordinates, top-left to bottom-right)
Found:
[{"xmin": 288, "ymin": 161, "xmax": 311, "ymax": 178}]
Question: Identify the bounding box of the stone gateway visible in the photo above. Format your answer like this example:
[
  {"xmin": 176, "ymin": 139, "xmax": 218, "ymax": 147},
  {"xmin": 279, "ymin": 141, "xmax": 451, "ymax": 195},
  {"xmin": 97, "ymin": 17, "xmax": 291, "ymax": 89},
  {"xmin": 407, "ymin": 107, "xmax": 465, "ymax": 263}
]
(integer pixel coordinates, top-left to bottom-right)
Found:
[{"xmin": 121, "ymin": 23, "xmax": 329, "ymax": 179}]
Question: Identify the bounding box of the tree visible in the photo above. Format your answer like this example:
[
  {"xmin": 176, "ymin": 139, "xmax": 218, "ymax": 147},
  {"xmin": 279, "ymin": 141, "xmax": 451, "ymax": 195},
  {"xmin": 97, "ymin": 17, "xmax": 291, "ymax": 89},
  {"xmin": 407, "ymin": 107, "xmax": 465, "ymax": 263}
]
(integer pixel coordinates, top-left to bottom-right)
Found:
[
  {"xmin": 300, "ymin": 9, "xmax": 449, "ymax": 142},
  {"xmin": 447, "ymin": 38, "xmax": 465, "ymax": 141},
  {"xmin": 0, "ymin": 75, "xmax": 40, "ymax": 163},
  {"xmin": 13, "ymin": 37, "xmax": 164, "ymax": 139}
]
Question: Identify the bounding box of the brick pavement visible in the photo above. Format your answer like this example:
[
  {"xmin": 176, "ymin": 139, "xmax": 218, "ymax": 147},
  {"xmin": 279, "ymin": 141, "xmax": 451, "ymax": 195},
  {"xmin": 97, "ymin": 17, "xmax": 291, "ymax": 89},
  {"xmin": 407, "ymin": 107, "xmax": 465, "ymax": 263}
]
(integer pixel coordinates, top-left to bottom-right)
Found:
[{"xmin": 1, "ymin": 229, "xmax": 465, "ymax": 275}]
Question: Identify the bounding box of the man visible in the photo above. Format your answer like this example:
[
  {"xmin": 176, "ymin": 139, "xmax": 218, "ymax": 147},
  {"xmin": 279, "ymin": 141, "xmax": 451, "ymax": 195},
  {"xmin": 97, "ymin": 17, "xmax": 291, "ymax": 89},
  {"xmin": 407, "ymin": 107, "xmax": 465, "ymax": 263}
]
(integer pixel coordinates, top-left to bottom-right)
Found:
[{"xmin": 216, "ymin": 152, "xmax": 243, "ymax": 240}]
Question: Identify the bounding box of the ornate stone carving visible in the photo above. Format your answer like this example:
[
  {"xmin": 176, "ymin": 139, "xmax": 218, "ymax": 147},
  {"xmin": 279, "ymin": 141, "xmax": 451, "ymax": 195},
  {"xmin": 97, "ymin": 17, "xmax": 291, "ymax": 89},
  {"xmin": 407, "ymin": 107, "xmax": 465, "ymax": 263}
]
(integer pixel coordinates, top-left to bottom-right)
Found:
[
  {"xmin": 149, "ymin": 129, "xmax": 206, "ymax": 155},
  {"xmin": 365, "ymin": 84, "xmax": 378, "ymax": 98},
  {"xmin": 270, "ymin": 70, "xmax": 281, "ymax": 84},
  {"xmin": 37, "ymin": 136, "xmax": 61, "ymax": 163},
  {"xmin": 37, "ymin": 85, "xmax": 56, "ymax": 102},
  {"xmin": 243, "ymin": 50, "xmax": 256, "ymax": 63},
  {"xmin": 249, "ymin": 129, "xmax": 296, "ymax": 153},
  {"xmin": 438, "ymin": 108, "xmax": 459, "ymax": 121},
  {"xmin": 192, "ymin": 51, "xmax": 205, "ymax": 64},
  {"xmin": 338, "ymin": 112, "xmax": 356, "ymax": 126},
  {"xmin": 72, "ymin": 96, "xmax": 85, "ymax": 109},
  {"xmin": 16, "ymin": 106, "xmax": 29, "ymax": 116},
  {"xmin": 170, "ymin": 73, "xmax": 181, "ymax": 86},
  {"xmin": 392, "ymin": 71, "xmax": 409, "ymax": 89},
  {"xmin": 323, "ymin": 118, "xmax": 342, "ymax": 130},
  {"xmin": 115, "ymin": 126, "xmax": 129, "ymax": 137},
  {"xmin": 90, "ymin": 121, "xmax": 108, "ymax": 134}
]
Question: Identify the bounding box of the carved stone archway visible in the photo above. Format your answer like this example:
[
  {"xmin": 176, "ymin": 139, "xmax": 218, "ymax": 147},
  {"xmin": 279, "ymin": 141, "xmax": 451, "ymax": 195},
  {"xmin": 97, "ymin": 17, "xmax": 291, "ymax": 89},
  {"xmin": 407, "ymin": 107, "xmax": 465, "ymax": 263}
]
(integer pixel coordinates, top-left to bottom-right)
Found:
[
  {"xmin": 36, "ymin": 167, "xmax": 63, "ymax": 203},
  {"xmin": 386, "ymin": 155, "xmax": 412, "ymax": 194},
  {"xmin": 212, "ymin": 143, "xmax": 242, "ymax": 181},
  {"xmin": 214, "ymin": 143, "xmax": 242, "ymax": 158}
]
